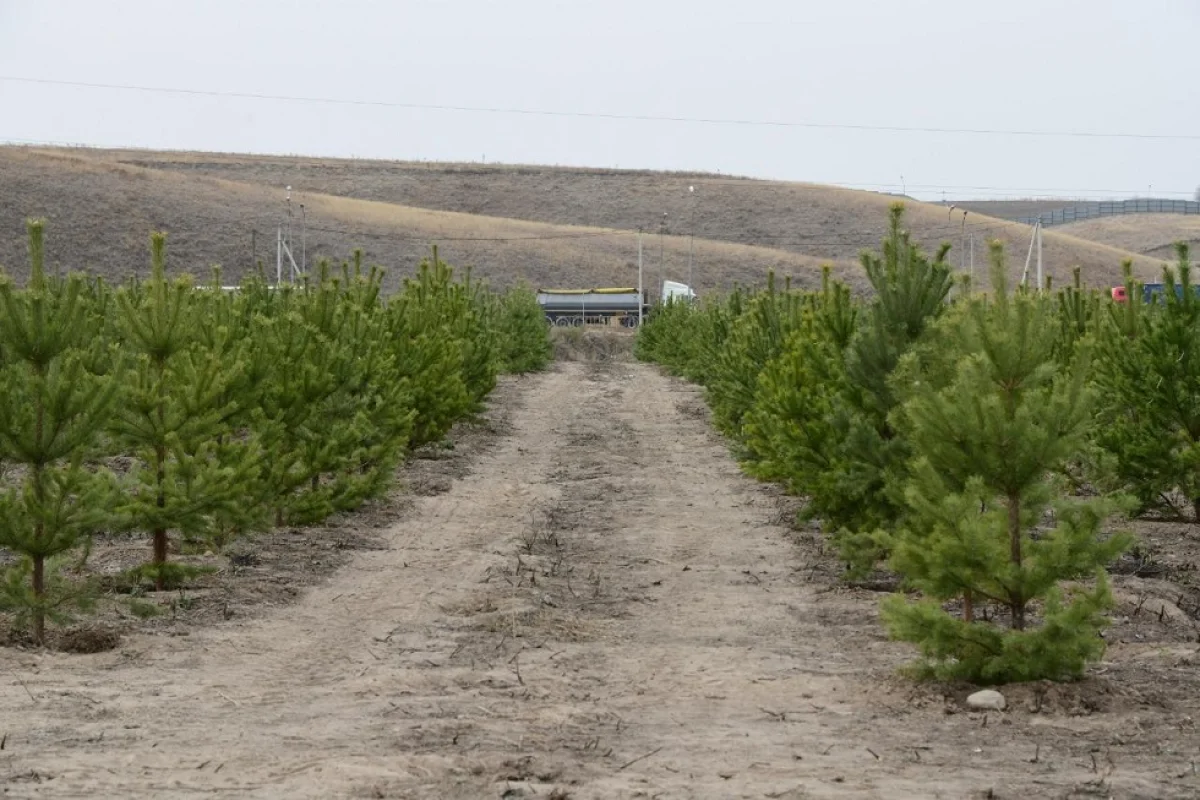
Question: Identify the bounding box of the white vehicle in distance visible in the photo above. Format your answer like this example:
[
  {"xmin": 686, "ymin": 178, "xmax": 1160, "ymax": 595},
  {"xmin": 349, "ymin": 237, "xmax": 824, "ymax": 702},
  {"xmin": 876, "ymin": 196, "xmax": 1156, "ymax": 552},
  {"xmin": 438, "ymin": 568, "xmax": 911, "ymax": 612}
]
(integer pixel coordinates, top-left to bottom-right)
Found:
[{"xmin": 661, "ymin": 280, "xmax": 696, "ymax": 304}]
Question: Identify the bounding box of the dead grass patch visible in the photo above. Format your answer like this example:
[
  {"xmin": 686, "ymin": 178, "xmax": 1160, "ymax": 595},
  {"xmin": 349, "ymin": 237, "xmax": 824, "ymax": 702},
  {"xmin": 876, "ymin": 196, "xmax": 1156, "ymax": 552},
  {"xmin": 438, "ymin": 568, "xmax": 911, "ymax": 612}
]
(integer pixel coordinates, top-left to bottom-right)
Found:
[{"xmin": 551, "ymin": 328, "xmax": 635, "ymax": 362}]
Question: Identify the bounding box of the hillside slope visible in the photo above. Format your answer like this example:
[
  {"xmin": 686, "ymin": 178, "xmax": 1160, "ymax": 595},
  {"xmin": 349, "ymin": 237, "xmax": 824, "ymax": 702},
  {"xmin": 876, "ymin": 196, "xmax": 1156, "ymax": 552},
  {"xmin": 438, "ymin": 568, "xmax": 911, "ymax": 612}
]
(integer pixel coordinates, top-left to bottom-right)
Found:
[
  {"xmin": 0, "ymin": 147, "xmax": 1164, "ymax": 292},
  {"xmin": 1057, "ymin": 214, "xmax": 1200, "ymax": 262},
  {"xmin": 73, "ymin": 148, "xmax": 1165, "ymax": 288},
  {"xmin": 0, "ymin": 148, "xmax": 846, "ymax": 293}
]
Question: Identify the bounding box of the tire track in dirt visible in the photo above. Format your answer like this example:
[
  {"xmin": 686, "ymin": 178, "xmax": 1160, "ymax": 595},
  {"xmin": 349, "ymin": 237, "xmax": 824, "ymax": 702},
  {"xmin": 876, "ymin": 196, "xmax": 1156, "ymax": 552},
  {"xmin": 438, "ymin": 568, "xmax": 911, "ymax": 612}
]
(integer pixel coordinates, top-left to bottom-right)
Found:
[{"xmin": 1, "ymin": 361, "xmax": 1199, "ymax": 799}]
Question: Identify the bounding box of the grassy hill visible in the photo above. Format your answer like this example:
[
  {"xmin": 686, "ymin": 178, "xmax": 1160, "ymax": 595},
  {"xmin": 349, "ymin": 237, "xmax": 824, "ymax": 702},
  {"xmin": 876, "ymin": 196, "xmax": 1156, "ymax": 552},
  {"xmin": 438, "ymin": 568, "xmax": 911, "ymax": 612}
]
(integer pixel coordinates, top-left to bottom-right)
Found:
[
  {"xmin": 0, "ymin": 148, "xmax": 843, "ymax": 293},
  {"xmin": 0, "ymin": 147, "xmax": 1167, "ymax": 293},
  {"xmin": 1057, "ymin": 214, "xmax": 1200, "ymax": 262}
]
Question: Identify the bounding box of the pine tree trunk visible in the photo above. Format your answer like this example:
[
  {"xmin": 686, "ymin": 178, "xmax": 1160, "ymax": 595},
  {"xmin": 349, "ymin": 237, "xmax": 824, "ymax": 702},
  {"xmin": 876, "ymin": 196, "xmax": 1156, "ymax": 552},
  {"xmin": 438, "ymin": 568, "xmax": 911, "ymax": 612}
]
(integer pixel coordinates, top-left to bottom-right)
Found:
[
  {"xmin": 32, "ymin": 367, "xmax": 47, "ymax": 645},
  {"xmin": 1007, "ymin": 492, "xmax": 1025, "ymax": 631},
  {"xmin": 311, "ymin": 474, "xmax": 320, "ymax": 492},
  {"xmin": 31, "ymin": 554, "xmax": 45, "ymax": 646},
  {"xmin": 963, "ymin": 591, "xmax": 974, "ymax": 623},
  {"xmin": 152, "ymin": 528, "xmax": 168, "ymax": 591},
  {"xmin": 154, "ymin": 444, "xmax": 167, "ymax": 591},
  {"xmin": 1192, "ymin": 496, "xmax": 1200, "ymax": 524}
]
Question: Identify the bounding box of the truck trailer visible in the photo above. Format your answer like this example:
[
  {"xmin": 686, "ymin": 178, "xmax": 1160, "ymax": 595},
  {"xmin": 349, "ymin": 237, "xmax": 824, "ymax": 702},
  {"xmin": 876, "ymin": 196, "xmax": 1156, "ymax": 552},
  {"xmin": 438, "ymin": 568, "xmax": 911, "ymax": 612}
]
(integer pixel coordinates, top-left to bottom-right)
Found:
[
  {"xmin": 536, "ymin": 281, "xmax": 697, "ymax": 326},
  {"xmin": 536, "ymin": 287, "xmax": 648, "ymax": 327}
]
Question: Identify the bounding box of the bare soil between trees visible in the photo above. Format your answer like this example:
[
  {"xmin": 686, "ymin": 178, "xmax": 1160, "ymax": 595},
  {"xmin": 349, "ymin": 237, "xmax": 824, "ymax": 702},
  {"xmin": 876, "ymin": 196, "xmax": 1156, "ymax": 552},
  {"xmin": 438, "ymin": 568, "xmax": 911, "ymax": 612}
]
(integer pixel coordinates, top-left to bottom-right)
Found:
[{"xmin": 2, "ymin": 361, "xmax": 1200, "ymax": 799}]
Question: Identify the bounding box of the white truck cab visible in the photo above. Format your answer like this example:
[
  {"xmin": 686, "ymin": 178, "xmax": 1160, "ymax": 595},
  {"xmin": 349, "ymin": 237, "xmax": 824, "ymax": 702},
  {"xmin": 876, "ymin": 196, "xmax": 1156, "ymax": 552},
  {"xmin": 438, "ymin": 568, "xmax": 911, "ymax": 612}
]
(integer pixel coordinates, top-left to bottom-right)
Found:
[{"xmin": 661, "ymin": 280, "xmax": 696, "ymax": 304}]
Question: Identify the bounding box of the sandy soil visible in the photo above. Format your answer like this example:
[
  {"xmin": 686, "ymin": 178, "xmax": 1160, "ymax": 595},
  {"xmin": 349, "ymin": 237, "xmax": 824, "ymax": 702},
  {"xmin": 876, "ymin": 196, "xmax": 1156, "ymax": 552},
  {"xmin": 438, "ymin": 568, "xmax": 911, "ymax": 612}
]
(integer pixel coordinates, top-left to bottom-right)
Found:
[{"xmin": 2, "ymin": 361, "xmax": 1200, "ymax": 799}]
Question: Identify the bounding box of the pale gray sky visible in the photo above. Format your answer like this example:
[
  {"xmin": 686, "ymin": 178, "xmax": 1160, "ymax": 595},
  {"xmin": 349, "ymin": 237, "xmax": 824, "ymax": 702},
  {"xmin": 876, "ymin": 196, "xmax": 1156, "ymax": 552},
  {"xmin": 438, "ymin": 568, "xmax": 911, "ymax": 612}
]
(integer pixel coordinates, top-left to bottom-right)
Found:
[{"xmin": 1, "ymin": 0, "xmax": 1196, "ymax": 201}]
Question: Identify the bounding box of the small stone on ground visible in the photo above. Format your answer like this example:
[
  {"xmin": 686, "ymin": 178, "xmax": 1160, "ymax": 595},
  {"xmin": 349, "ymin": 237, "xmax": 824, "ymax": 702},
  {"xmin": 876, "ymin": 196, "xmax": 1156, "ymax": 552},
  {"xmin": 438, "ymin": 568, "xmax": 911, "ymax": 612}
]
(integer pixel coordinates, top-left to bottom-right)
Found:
[{"xmin": 967, "ymin": 689, "xmax": 1007, "ymax": 711}]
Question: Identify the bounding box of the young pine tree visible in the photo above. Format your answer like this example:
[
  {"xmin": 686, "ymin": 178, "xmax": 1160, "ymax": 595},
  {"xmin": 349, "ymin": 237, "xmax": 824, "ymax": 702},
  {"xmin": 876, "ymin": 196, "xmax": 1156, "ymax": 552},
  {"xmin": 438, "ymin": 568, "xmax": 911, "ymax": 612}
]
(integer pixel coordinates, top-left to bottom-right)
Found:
[
  {"xmin": 495, "ymin": 283, "xmax": 553, "ymax": 374},
  {"xmin": 248, "ymin": 255, "xmax": 416, "ymax": 525},
  {"xmin": 451, "ymin": 262, "xmax": 501, "ymax": 412},
  {"xmin": 1092, "ymin": 246, "xmax": 1200, "ymax": 518},
  {"xmin": 706, "ymin": 272, "xmax": 807, "ymax": 442},
  {"xmin": 187, "ymin": 271, "xmax": 273, "ymax": 549},
  {"xmin": 636, "ymin": 288, "xmax": 743, "ymax": 384},
  {"xmin": 742, "ymin": 267, "xmax": 858, "ymax": 494},
  {"xmin": 878, "ymin": 242, "xmax": 1132, "ymax": 683},
  {"xmin": 309, "ymin": 257, "xmax": 415, "ymax": 515},
  {"xmin": 845, "ymin": 205, "xmax": 954, "ymax": 421},
  {"xmin": 1053, "ymin": 266, "xmax": 1101, "ymax": 367},
  {"xmin": 246, "ymin": 288, "xmax": 328, "ymax": 526},
  {"xmin": 112, "ymin": 233, "xmax": 261, "ymax": 590},
  {"xmin": 770, "ymin": 205, "xmax": 951, "ymax": 573},
  {"xmin": 248, "ymin": 270, "xmax": 365, "ymax": 526},
  {"xmin": 386, "ymin": 260, "xmax": 473, "ymax": 449},
  {"xmin": 0, "ymin": 221, "xmax": 120, "ymax": 644}
]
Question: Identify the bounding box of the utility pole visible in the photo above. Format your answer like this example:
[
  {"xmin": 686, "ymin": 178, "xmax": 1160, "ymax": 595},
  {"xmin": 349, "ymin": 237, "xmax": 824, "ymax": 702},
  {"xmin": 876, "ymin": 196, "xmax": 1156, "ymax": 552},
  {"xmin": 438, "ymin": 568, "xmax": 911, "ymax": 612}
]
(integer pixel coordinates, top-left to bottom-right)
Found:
[
  {"xmin": 959, "ymin": 209, "xmax": 968, "ymax": 276},
  {"xmin": 300, "ymin": 203, "xmax": 306, "ymax": 274},
  {"xmin": 285, "ymin": 186, "xmax": 293, "ymax": 262},
  {"xmin": 688, "ymin": 185, "xmax": 695, "ymax": 301},
  {"xmin": 949, "ymin": 205, "xmax": 968, "ymax": 288},
  {"xmin": 659, "ymin": 212, "xmax": 667, "ymax": 302},
  {"xmin": 969, "ymin": 235, "xmax": 975, "ymax": 287},
  {"xmin": 1021, "ymin": 220, "xmax": 1038, "ymax": 288},
  {"xmin": 637, "ymin": 227, "xmax": 644, "ymax": 326},
  {"xmin": 1036, "ymin": 220, "xmax": 1044, "ymax": 292},
  {"xmin": 277, "ymin": 186, "xmax": 303, "ymax": 283}
]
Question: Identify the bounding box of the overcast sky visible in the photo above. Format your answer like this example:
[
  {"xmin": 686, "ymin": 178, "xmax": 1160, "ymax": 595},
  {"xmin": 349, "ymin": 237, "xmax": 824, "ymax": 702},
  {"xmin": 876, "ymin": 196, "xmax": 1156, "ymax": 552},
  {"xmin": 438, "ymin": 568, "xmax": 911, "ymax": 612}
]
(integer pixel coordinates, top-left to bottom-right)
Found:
[{"xmin": 1, "ymin": 1, "xmax": 1196, "ymax": 201}]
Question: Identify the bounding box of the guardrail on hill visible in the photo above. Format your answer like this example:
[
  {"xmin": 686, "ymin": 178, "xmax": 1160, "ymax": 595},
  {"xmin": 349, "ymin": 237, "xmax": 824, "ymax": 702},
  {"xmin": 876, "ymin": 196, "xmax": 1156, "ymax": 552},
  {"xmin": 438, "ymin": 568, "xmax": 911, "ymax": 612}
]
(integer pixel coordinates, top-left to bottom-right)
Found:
[{"xmin": 1017, "ymin": 199, "xmax": 1200, "ymax": 226}]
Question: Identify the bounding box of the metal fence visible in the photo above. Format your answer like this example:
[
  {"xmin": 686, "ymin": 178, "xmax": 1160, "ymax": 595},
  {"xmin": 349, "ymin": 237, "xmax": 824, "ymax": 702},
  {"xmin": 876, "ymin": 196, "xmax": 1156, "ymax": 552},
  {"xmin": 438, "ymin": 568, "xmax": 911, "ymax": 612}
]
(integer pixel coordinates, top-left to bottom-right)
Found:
[{"xmin": 1017, "ymin": 199, "xmax": 1200, "ymax": 226}]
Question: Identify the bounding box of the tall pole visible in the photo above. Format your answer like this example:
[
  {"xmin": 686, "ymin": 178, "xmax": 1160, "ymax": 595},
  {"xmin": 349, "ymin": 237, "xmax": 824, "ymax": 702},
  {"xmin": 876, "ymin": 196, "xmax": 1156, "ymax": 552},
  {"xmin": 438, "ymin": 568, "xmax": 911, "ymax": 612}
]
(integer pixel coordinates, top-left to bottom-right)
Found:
[
  {"xmin": 687, "ymin": 233, "xmax": 693, "ymax": 301},
  {"xmin": 969, "ymin": 235, "xmax": 975, "ymax": 287},
  {"xmin": 1022, "ymin": 221, "xmax": 1037, "ymax": 287},
  {"xmin": 948, "ymin": 205, "xmax": 961, "ymax": 287},
  {"xmin": 276, "ymin": 226, "xmax": 283, "ymax": 286},
  {"xmin": 637, "ymin": 228, "xmax": 644, "ymax": 327},
  {"xmin": 300, "ymin": 203, "xmax": 306, "ymax": 275},
  {"xmin": 960, "ymin": 210, "xmax": 968, "ymax": 278},
  {"xmin": 688, "ymin": 185, "xmax": 695, "ymax": 301},
  {"xmin": 659, "ymin": 212, "xmax": 667, "ymax": 301},
  {"xmin": 1036, "ymin": 221, "xmax": 1044, "ymax": 292},
  {"xmin": 285, "ymin": 185, "xmax": 292, "ymax": 260},
  {"xmin": 252, "ymin": 228, "xmax": 257, "ymax": 271}
]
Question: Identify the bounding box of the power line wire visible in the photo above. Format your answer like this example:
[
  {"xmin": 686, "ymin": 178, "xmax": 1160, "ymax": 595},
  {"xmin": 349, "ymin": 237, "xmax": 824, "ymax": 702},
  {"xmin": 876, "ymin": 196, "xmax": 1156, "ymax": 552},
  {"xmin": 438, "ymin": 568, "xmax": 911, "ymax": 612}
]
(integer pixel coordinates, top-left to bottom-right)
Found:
[{"xmin": 2, "ymin": 75, "xmax": 1197, "ymax": 141}]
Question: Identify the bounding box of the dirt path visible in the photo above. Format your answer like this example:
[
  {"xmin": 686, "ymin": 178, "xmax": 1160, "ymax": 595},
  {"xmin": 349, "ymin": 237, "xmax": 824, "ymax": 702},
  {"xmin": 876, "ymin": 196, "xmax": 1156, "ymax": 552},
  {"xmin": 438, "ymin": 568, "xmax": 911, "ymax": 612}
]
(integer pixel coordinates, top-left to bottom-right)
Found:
[{"xmin": 2, "ymin": 361, "xmax": 1199, "ymax": 799}]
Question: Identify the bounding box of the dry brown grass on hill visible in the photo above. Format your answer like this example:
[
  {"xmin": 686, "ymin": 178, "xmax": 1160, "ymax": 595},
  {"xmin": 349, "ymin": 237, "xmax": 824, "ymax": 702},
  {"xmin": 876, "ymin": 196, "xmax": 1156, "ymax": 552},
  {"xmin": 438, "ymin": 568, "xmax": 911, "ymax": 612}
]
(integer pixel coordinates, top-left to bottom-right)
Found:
[
  {"xmin": 0, "ymin": 148, "xmax": 849, "ymax": 293},
  {"xmin": 58, "ymin": 147, "xmax": 1164, "ymax": 288},
  {"xmin": 1057, "ymin": 214, "xmax": 1200, "ymax": 261}
]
